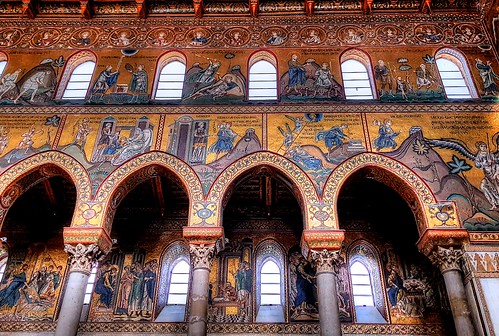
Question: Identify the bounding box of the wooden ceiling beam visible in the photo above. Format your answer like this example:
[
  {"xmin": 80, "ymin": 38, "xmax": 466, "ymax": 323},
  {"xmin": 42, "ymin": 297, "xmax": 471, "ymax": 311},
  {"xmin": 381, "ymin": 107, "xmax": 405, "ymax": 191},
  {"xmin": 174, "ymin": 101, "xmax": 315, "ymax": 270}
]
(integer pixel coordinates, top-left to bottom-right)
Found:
[
  {"xmin": 21, "ymin": 0, "xmax": 36, "ymax": 19},
  {"xmin": 193, "ymin": 0, "xmax": 203, "ymax": 18},
  {"xmin": 419, "ymin": 0, "xmax": 431, "ymax": 13},
  {"xmin": 305, "ymin": 0, "xmax": 314, "ymax": 16},
  {"xmin": 362, "ymin": 0, "xmax": 373, "ymax": 14},
  {"xmin": 42, "ymin": 179, "xmax": 57, "ymax": 209},
  {"xmin": 80, "ymin": 0, "xmax": 92, "ymax": 19},
  {"xmin": 152, "ymin": 176, "xmax": 165, "ymax": 217},
  {"xmin": 136, "ymin": 0, "xmax": 146, "ymax": 18},
  {"xmin": 249, "ymin": 0, "xmax": 258, "ymax": 17}
]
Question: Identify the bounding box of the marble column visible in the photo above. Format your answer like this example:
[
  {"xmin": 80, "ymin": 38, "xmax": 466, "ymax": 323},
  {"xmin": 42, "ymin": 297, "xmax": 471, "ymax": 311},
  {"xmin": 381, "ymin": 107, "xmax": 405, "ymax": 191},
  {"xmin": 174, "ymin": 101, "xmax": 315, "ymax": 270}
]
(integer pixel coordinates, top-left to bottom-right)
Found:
[
  {"xmin": 188, "ymin": 243, "xmax": 216, "ymax": 336},
  {"xmin": 431, "ymin": 246, "xmax": 476, "ymax": 336},
  {"xmin": 55, "ymin": 244, "xmax": 104, "ymax": 336},
  {"xmin": 310, "ymin": 249, "xmax": 343, "ymax": 336}
]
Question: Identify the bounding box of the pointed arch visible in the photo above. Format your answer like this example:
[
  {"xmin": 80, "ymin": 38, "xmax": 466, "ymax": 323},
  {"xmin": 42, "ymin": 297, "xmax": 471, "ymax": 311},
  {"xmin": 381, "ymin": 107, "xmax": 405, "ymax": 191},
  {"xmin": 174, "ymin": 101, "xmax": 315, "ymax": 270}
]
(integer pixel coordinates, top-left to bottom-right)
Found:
[
  {"xmin": 323, "ymin": 153, "xmax": 436, "ymax": 234},
  {"xmin": 96, "ymin": 151, "xmax": 203, "ymax": 233},
  {"xmin": 55, "ymin": 50, "xmax": 97, "ymax": 99},
  {"xmin": 0, "ymin": 151, "xmax": 90, "ymax": 230},
  {"xmin": 207, "ymin": 151, "xmax": 320, "ymax": 228},
  {"xmin": 254, "ymin": 238, "xmax": 286, "ymax": 322},
  {"xmin": 346, "ymin": 239, "xmax": 388, "ymax": 323},
  {"xmin": 156, "ymin": 240, "xmax": 190, "ymax": 321}
]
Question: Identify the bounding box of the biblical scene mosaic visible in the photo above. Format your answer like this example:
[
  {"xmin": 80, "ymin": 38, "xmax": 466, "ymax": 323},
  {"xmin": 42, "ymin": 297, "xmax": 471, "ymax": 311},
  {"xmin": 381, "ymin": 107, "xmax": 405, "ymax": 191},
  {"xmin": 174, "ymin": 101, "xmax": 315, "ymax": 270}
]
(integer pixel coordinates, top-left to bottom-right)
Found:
[{"xmin": 0, "ymin": 111, "xmax": 496, "ymax": 230}]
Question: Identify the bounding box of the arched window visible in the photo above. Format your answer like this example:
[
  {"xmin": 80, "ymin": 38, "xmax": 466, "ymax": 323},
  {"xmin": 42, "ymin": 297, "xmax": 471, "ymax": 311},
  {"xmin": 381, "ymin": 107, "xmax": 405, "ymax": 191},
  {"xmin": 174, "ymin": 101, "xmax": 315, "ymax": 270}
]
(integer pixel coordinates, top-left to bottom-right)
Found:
[
  {"xmin": 255, "ymin": 240, "xmax": 285, "ymax": 322},
  {"xmin": 0, "ymin": 61, "xmax": 6, "ymax": 78},
  {"xmin": 62, "ymin": 61, "xmax": 96, "ymax": 99},
  {"xmin": 248, "ymin": 52, "xmax": 278, "ymax": 100},
  {"xmin": 84, "ymin": 265, "xmax": 98, "ymax": 304},
  {"xmin": 350, "ymin": 261, "xmax": 374, "ymax": 306},
  {"xmin": 156, "ymin": 242, "xmax": 190, "ymax": 322},
  {"xmin": 260, "ymin": 259, "xmax": 281, "ymax": 304},
  {"xmin": 55, "ymin": 50, "xmax": 96, "ymax": 99},
  {"xmin": 153, "ymin": 52, "xmax": 186, "ymax": 100},
  {"xmin": 348, "ymin": 242, "xmax": 388, "ymax": 323},
  {"xmin": 435, "ymin": 49, "xmax": 477, "ymax": 99},
  {"xmin": 167, "ymin": 259, "xmax": 190, "ymax": 304},
  {"xmin": 340, "ymin": 50, "xmax": 376, "ymax": 100}
]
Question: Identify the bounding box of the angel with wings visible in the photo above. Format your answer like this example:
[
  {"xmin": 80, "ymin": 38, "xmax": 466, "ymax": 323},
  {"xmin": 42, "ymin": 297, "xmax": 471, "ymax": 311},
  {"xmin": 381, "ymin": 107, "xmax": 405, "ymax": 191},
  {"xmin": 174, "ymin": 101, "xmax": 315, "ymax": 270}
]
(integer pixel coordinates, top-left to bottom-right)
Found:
[
  {"xmin": 428, "ymin": 136, "xmax": 499, "ymax": 210},
  {"xmin": 278, "ymin": 123, "xmax": 294, "ymax": 149}
]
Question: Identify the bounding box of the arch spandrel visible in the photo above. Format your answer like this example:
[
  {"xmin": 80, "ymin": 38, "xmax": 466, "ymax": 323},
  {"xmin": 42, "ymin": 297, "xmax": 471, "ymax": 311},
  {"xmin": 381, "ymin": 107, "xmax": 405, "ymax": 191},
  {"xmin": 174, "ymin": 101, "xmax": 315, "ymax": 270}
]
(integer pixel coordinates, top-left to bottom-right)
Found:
[
  {"xmin": 323, "ymin": 152, "xmax": 439, "ymax": 233},
  {"xmin": 0, "ymin": 151, "xmax": 91, "ymax": 229},
  {"xmin": 206, "ymin": 151, "xmax": 324, "ymax": 229},
  {"xmin": 95, "ymin": 151, "xmax": 203, "ymax": 234}
]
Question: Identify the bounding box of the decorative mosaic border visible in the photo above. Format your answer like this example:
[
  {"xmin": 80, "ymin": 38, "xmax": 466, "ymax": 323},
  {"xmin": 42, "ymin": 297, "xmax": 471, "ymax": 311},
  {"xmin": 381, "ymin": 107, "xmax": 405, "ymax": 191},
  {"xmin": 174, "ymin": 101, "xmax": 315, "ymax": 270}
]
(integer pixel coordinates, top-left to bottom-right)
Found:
[
  {"xmin": 0, "ymin": 103, "xmax": 496, "ymax": 115},
  {"xmin": 0, "ymin": 322, "xmax": 446, "ymax": 334},
  {"xmin": 0, "ymin": 19, "xmax": 489, "ymax": 50}
]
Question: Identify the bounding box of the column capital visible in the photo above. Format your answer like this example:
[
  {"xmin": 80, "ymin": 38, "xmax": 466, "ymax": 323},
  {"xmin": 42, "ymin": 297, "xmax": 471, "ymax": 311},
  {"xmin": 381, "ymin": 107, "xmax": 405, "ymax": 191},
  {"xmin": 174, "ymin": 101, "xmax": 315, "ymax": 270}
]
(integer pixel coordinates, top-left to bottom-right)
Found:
[
  {"xmin": 430, "ymin": 246, "xmax": 463, "ymax": 273},
  {"xmin": 64, "ymin": 243, "xmax": 105, "ymax": 274},
  {"xmin": 310, "ymin": 249, "xmax": 342, "ymax": 274},
  {"xmin": 189, "ymin": 243, "xmax": 216, "ymax": 270},
  {"xmin": 183, "ymin": 226, "xmax": 224, "ymax": 245},
  {"xmin": 301, "ymin": 229, "xmax": 344, "ymax": 258},
  {"xmin": 417, "ymin": 228, "xmax": 469, "ymax": 256},
  {"xmin": 63, "ymin": 227, "xmax": 113, "ymax": 253}
]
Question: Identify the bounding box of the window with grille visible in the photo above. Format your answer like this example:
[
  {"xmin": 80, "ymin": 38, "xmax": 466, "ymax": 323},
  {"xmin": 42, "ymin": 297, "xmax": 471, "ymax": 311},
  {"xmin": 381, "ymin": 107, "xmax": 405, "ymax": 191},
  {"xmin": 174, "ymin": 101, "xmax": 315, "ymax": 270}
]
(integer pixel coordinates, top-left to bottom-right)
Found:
[
  {"xmin": 350, "ymin": 261, "xmax": 374, "ymax": 307},
  {"xmin": 167, "ymin": 259, "xmax": 190, "ymax": 304},
  {"xmin": 260, "ymin": 259, "xmax": 281, "ymax": 305},
  {"xmin": 84, "ymin": 265, "xmax": 98, "ymax": 304},
  {"xmin": 436, "ymin": 58, "xmax": 472, "ymax": 99},
  {"xmin": 0, "ymin": 262, "xmax": 6, "ymax": 282},
  {"xmin": 62, "ymin": 61, "xmax": 96, "ymax": 99},
  {"xmin": 341, "ymin": 59, "xmax": 374, "ymax": 100},
  {"xmin": 249, "ymin": 60, "xmax": 277, "ymax": 100},
  {"xmin": 155, "ymin": 61, "xmax": 186, "ymax": 100},
  {"xmin": 0, "ymin": 61, "xmax": 6, "ymax": 78}
]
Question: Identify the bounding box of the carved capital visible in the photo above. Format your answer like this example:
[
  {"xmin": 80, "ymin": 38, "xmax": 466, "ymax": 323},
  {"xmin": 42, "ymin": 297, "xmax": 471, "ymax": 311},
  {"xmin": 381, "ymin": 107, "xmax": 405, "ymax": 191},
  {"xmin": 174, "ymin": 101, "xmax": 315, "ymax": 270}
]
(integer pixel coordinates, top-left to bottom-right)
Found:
[
  {"xmin": 64, "ymin": 243, "xmax": 105, "ymax": 274},
  {"xmin": 310, "ymin": 249, "xmax": 342, "ymax": 274},
  {"xmin": 189, "ymin": 243, "xmax": 216, "ymax": 270},
  {"xmin": 430, "ymin": 246, "xmax": 463, "ymax": 273}
]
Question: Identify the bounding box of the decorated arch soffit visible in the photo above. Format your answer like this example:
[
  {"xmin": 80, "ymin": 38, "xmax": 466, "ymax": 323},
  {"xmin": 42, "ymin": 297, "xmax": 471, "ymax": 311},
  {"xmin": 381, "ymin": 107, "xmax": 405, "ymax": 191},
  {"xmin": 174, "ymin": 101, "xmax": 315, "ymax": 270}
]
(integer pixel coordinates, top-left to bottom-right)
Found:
[
  {"xmin": 207, "ymin": 151, "xmax": 322, "ymax": 229},
  {"xmin": 322, "ymin": 152, "xmax": 458, "ymax": 234},
  {"xmin": 96, "ymin": 151, "xmax": 203, "ymax": 234},
  {"xmin": 0, "ymin": 150, "xmax": 90, "ymax": 229}
]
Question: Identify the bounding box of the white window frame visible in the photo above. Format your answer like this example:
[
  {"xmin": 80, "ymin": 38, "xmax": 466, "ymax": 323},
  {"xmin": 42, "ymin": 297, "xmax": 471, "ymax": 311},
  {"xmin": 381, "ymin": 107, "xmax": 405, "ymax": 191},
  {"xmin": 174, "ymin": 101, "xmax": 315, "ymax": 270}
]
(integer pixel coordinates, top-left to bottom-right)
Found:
[
  {"xmin": 350, "ymin": 261, "xmax": 375, "ymax": 307},
  {"xmin": 167, "ymin": 259, "xmax": 190, "ymax": 305},
  {"xmin": 248, "ymin": 59, "xmax": 277, "ymax": 100},
  {"xmin": 260, "ymin": 258, "xmax": 281, "ymax": 305},
  {"xmin": 84, "ymin": 265, "xmax": 98, "ymax": 305},
  {"xmin": 435, "ymin": 48, "xmax": 478, "ymax": 99},
  {"xmin": 62, "ymin": 61, "xmax": 96, "ymax": 99},
  {"xmin": 55, "ymin": 50, "xmax": 96, "ymax": 99},
  {"xmin": 153, "ymin": 53, "xmax": 187, "ymax": 100}
]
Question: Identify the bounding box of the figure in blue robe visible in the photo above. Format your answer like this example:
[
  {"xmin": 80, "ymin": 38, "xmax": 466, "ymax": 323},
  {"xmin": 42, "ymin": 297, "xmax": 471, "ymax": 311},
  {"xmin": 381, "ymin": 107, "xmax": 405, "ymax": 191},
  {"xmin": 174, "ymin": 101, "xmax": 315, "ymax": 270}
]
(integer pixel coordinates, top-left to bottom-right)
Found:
[
  {"xmin": 0, "ymin": 264, "xmax": 28, "ymax": 309},
  {"xmin": 373, "ymin": 119, "xmax": 400, "ymax": 151},
  {"xmin": 89, "ymin": 65, "xmax": 119, "ymax": 100}
]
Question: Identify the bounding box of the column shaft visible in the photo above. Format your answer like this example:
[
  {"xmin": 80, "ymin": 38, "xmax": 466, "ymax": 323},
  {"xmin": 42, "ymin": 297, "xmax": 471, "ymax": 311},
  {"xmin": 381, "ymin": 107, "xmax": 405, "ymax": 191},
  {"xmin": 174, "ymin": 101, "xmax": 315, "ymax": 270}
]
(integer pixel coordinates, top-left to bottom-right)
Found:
[
  {"xmin": 316, "ymin": 270, "xmax": 342, "ymax": 336},
  {"xmin": 188, "ymin": 243, "xmax": 216, "ymax": 336},
  {"xmin": 189, "ymin": 267, "xmax": 211, "ymax": 336},
  {"xmin": 310, "ymin": 249, "xmax": 343, "ymax": 336},
  {"xmin": 442, "ymin": 269, "xmax": 475, "ymax": 336},
  {"xmin": 54, "ymin": 271, "xmax": 88, "ymax": 336},
  {"xmin": 55, "ymin": 244, "xmax": 104, "ymax": 336},
  {"xmin": 431, "ymin": 246, "xmax": 475, "ymax": 336}
]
